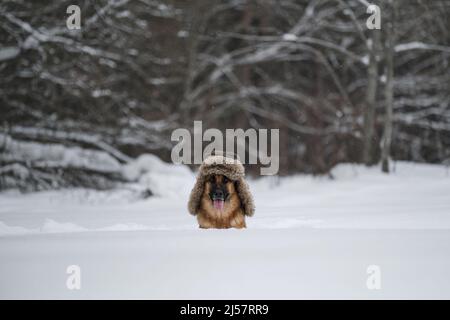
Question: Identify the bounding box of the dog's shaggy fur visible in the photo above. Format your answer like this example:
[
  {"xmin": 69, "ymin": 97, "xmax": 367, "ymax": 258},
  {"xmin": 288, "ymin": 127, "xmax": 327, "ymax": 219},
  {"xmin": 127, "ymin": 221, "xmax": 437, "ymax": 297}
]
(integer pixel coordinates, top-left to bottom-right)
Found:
[{"xmin": 188, "ymin": 155, "xmax": 255, "ymax": 229}]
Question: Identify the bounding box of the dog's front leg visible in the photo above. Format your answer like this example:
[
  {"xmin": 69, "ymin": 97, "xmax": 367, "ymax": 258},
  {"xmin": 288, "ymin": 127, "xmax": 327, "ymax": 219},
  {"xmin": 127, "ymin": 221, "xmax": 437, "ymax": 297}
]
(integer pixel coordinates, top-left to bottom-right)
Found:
[
  {"xmin": 197, "ymin": 214, "xmax": 215, "ymax": 229},
  {"xmin": 230, "ymin": 213, "xmax": 247, "ymax": 229}
]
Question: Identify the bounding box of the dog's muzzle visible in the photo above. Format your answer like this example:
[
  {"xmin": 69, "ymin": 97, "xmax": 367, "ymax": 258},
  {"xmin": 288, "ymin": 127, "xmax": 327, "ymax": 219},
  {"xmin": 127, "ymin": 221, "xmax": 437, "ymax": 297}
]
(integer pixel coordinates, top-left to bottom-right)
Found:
[{"xmin": 211, "ymin": 189, "xmax": 227, "ymax": 211}]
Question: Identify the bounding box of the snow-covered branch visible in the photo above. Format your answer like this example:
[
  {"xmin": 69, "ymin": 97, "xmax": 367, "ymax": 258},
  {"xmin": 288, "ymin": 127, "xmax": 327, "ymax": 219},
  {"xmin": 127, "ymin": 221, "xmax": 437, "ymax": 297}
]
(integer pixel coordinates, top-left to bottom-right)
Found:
[{"xmin": 395, "ymin": 42, "xmax": 450, "ymax": 54}]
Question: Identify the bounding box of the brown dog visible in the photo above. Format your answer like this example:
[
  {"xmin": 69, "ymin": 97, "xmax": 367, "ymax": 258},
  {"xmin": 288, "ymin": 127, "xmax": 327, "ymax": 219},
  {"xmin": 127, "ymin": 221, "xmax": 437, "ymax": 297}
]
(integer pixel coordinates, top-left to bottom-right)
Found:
[
  {"xmin": 188, "ymin": 155, "xmax": 255, "ymax": 229},
  {"xmin": 197, "ymin": 174, "xmax": 246, "ymax": 228}
]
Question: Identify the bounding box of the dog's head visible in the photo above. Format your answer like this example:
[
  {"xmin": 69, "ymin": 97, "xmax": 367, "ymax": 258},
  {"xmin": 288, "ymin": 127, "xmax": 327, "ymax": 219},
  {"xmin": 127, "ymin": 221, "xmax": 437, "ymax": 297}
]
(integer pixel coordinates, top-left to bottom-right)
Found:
[
  {"xmin": 188, "ymin": 155, "xmax": 255, "ymax": 217},
  {"xmin": 204, "ymin": 174, "xmax": 237, "ymax": 211}
]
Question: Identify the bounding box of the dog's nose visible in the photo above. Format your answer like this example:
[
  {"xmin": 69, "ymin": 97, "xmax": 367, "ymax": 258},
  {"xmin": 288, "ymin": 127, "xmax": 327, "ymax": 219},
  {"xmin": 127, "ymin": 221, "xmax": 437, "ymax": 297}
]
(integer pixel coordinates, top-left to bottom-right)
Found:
[{"xmin": 213, "ymin": 189, "xmax": 224, "ymax": 199}]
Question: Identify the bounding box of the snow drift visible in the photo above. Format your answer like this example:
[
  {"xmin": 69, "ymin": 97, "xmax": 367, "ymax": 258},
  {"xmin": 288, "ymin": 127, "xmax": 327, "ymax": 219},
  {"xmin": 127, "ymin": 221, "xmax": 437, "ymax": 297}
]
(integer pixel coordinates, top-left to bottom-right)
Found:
[{"xmin": 0, "ymin": 161, "xmax": 450, "ymax": 299}]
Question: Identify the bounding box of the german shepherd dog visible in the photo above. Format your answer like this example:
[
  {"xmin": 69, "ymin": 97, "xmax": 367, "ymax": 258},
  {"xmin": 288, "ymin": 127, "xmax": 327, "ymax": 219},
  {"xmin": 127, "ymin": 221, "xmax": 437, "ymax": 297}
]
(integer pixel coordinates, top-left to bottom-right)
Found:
[
  {"xmin": 197, "ymin": 174, "xmax": 246, "ymax": 229},
  {"xmin": 188, "ymin": 155, "xmax": 255, "ymax": 229}
]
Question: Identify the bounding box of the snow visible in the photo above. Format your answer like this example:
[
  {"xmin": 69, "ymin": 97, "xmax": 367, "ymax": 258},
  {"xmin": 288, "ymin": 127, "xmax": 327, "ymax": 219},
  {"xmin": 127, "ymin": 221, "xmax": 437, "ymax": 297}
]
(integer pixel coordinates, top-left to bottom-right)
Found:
[
  {"xmin": 0, "ymin": 46, "xmax": 20, "ymax": 61},
  {"xmin": 395, "ymin": 42, "xmax": 450, "ymax": 54},
  {"xmin": 361, "ymin": 55, "xmax": 369, "ymax": 65},
  {"xmin": 0, "ymin": 132, "xmax": 124, "ymax": 173},
  {"xmin": 1, "ymin": 161, "xmax": 450, "ymax": 299},
  {"xmin": 122, "ymin": 154, "xmax": 193, "ymax": 197},
  {"xmin": 177, "ymin": 30, "xmax": 189, "ymax": 38},
  {"xmin": 282, "ymin": 33, "xmax": 297, "ymax": 41}
]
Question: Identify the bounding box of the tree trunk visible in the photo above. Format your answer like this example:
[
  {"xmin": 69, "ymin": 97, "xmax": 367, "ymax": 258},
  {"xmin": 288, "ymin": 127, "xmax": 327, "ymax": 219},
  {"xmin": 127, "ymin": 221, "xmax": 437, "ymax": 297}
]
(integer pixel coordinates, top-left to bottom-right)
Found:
[
  {"xmin": 381, "ymin": 2, "xmax": 396, "ymax": 173},
  {"xmin": 363, "ymin": 30, "xmax": 380, "ymax": 166}
]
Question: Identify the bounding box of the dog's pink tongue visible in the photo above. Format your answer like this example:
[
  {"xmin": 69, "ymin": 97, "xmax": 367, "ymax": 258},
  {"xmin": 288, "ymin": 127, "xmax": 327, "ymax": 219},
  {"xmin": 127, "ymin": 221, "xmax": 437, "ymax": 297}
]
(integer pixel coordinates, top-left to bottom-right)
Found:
[{"xmin": 213, "ymin": 200, "xmax": 224, "ymax": 211}]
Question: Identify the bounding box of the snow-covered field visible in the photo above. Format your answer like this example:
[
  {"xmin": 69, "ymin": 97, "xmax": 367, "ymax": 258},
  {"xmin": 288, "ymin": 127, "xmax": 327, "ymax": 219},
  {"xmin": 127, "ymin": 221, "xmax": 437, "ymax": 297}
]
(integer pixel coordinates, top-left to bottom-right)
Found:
[{"xmin": 1, "ymin": 159, "xmax": 450, "ymax": 299}]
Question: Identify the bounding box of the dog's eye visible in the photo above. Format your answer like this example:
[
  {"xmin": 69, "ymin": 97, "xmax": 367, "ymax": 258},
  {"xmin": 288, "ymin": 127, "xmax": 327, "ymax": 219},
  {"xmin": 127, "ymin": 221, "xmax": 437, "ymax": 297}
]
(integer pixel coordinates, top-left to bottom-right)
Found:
[
  {"xmin": 223, "ymin": 176, "xmax": 228, "ymax": 183},
  {"xmin": 209, "ymin": 176, "xmax": 215, "ymax": 183}
]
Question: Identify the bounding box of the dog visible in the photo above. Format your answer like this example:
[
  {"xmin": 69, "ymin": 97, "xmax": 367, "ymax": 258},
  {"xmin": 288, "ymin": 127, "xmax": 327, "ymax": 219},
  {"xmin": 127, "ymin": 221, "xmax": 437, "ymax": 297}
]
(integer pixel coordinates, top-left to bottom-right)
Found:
[
  {"xmin": 188, "ymin": 155, "xmax": 255, "ymax": 229},
  {"xmin": 198, "ymin": 174, "xmax": 246, "ymax": 228}
]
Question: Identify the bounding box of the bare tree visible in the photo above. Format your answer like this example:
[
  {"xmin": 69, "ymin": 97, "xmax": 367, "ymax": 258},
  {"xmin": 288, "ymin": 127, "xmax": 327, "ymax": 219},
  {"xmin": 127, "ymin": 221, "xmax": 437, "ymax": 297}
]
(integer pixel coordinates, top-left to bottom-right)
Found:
[
  {"xmin": 1, "ymin": 0, "xmax": 450, "ymax": 190},
  {"xmin": 363, "ymin": 29, "xmax": 380, "ymax": 166},
  {"xmin": 381, "ymin": 0, "xmax": 396, "ymax": 173}
]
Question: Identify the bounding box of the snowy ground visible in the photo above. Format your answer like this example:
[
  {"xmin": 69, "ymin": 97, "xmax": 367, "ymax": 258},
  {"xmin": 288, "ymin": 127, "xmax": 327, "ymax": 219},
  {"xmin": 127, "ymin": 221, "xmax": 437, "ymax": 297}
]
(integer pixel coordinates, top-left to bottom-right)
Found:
[{"xmin": 1, "ymin": 160, "xmax": 450, "ymax": 299}]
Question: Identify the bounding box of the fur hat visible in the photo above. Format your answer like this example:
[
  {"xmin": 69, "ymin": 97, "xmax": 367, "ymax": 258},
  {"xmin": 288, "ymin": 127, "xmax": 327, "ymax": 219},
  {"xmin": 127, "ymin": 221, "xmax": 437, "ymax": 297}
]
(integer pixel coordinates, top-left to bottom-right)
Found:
[{"xmin": 188, "ymin": 155, "xmax": 255, "ymax": 216}]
